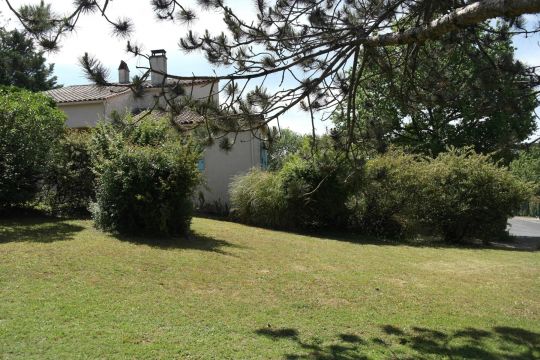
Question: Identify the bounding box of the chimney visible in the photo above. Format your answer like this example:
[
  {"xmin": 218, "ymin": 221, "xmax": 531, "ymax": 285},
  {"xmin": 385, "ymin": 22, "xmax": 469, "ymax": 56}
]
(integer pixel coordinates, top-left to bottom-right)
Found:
[
  {"xmin": 118, "ymin": 60, "xmax": 130, "ymax": 84},
  {"xmin": 149, "ymin": 49, "xmax": 167, "ymax": 86}
]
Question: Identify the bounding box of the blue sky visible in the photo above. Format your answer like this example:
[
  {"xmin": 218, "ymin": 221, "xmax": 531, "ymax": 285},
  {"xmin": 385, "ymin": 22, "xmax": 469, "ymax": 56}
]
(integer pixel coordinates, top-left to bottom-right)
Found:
[{"xmin": 1, "ymin": 0, "xmax": 539, "ymax": 135}]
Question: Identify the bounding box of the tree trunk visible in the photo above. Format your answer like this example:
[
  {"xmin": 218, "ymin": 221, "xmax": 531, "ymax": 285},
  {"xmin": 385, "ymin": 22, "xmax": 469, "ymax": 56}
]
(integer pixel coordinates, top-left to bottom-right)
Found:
[{"xmin": 365, "ymin": 0, "xmax": 540, "ymax": 47}]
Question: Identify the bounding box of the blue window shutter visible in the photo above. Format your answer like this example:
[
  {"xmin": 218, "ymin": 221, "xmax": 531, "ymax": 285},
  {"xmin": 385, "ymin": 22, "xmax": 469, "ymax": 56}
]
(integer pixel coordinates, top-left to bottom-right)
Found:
[
  {"xmin": 198, "ymin": 159, "xmax": 205, "ymax": 171},
  {"xmin": 260, "ymin": 146, "xmax": 268, "ymax": 170}
]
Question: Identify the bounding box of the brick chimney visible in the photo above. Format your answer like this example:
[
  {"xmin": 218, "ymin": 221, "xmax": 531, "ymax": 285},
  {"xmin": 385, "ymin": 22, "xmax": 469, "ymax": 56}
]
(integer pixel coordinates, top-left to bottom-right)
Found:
[
  {"xmin": 149, "ymin": 49, "xmax": 167, "ymax": 86},
  {"xmin": 118, "ymin": 60, "xmax": 130, "ymax": 84}
]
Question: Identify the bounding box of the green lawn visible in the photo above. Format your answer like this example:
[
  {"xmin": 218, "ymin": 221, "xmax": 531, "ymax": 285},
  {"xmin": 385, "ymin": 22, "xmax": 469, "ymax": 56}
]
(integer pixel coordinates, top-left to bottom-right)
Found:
[{"xmin": 0, "ymin": 217, "xmax": 539, "ymax": 359}]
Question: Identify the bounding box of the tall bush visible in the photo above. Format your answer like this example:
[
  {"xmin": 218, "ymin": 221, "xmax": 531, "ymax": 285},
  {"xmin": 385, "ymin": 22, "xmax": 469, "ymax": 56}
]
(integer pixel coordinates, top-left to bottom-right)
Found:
[
  {"xmin": 230, "ymin": 149, "xmax": 361, "ymax": 230},
  {"xmin": 0, "ymin": 86, "xmax": 65, "ymax": 209},
  {"xmin": 415, "ymin": 149, "xmax": 532, "ymax": 243},
  {"xmin": 510, "ymin": 146, "xmax": 540, "ymax": 217},
  {"xmin": 41, "ymin": 130, "xmax": 94, "ymax": 216},
  {"xmin": 280, "ymin": 154, "xmax": 354, "ymax": 229},
  {"xmin": 90, "ymin": 117, "xmax": 201, "ymax": 236},
  {"xmin": 229, "ymin": 169, "xmax": 287, "ymax": 228},
  {"xmin": 352, "ymin": 150, "xmax": 420, "ymax": 236}
]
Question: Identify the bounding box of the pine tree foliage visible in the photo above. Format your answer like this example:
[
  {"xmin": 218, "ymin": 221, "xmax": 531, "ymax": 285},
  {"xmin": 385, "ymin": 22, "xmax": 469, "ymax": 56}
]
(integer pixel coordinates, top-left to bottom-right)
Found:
[
  {"xmin": 0, "ymin": 27, "xmax": 58, "ymax": 91},
  {"xmin": 5, "ymin": 0, "xmax": 540, "ymax": 143}
]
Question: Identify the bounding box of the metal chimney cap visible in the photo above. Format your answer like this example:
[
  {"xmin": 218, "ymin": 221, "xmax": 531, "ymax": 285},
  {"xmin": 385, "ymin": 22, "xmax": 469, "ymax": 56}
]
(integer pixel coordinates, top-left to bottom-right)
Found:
[
  {"xmin": 118, "ymin": 60, "xmax": 129, "ymax": 70},
  {"xmin": 151, "ymin": 49, "xmax": 167, "ymax": 57}
]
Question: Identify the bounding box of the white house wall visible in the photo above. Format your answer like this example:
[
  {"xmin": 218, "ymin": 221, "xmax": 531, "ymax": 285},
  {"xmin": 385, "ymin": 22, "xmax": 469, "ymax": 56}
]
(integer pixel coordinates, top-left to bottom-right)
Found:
[
  {"xmin": 104, "ymin": 92, "xmax": 134, "ymax": 118},
  {"xmin": 190, "ymin": 82, "xmax": 219, "ymax": 104},
  {"xmin": 55, "ymin": 81, "xmax": 260, "ymax": 207},
  {"xmin": 200, "ymin": 131, "xmax": 262, "ymax": 206},
  {"xmin": 60, "ymin": 102, "xmax": 106, "ymax": 128}
]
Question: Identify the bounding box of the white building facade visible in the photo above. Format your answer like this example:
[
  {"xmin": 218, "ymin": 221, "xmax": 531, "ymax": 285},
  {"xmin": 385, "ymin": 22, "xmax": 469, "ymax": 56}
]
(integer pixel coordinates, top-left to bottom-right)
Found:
[{"xmin": 44, "ymin": 50, "xmax": 266, "ymax": 206}]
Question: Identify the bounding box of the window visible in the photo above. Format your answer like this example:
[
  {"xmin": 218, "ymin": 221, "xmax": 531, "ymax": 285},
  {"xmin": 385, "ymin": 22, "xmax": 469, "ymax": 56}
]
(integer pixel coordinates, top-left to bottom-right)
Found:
[
  {"xmin": 198, "ymin": 159, "xmax": 205, "ymax": 171},
  {"xmin": 260, "ymin": 145, "xmax": 268, "ymax": 170}
]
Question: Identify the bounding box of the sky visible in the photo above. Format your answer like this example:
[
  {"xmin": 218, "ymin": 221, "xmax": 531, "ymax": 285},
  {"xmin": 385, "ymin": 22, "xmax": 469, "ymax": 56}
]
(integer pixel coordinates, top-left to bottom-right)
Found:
[{"xmin": 1, "ymin": 0, "xmax": 539, "ymax": 135}]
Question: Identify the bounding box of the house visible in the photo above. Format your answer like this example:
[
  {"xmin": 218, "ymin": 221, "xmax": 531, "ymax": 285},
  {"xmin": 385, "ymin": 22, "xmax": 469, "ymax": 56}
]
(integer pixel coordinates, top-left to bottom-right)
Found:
[{"xmin": 44, "ymin": 50, "xmax": 267, "ymax": 207}]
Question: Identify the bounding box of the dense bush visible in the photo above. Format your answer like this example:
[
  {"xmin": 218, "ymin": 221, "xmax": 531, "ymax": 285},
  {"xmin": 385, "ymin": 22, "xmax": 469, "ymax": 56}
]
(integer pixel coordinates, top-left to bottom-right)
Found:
[
  {"xmin": 229, "ymin": 169, "xmax": 287, "ymax": 228},
  {"xmin": 41, "ymin": 130, "xmax": 94, "ymax": 216},
  {"xmin": 231, "ymin": 145, "xmax": 530, "ymax": 243},
  {"xmin": 354, "ymin": 149, "xmax": 531, "ymax": 242},
  {"xmin": 92, "ymin": 144, "xmax": 199, "ymax": 236},
  {"xmin": 90, "ymin": 117, "xmax": 201, "ymax": 236},
  {"xmin": 230, "ymin": 148, "xmax": 360, "ymax": 230},
  {"xmin": 280, "ymin": 154, "xmax": 354, "ymax": 229},
  {"xmin": 351, "ymin": 151, "xmax": 420, "ymax": 236},
  {"xmin": 510, "ymin": 146, "xmax": 540, "ymax": 195},
  {"xmin": 0, "ymin": 86, "xmax": 65, "ymax": 209},
  {"xmin": 415, "ymin": 149, "xmax": 532, "ymax": 243}
]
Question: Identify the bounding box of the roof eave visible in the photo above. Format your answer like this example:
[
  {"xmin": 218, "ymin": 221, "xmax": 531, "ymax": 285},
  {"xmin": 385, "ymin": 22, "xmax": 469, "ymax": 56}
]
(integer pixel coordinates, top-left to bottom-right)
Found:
[{"xmin": 54, "ymin": 99, "xmax": 105, "ymax": 106}]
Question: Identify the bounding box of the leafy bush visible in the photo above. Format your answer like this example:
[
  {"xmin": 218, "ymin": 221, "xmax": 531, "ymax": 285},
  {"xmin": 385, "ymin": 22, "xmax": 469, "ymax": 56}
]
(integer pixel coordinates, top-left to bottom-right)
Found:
[
  {"xmin": 0, "ymin": 86, "xmax": 65, "ymax": 209},
  {"xmin": 280, "ymin": 154, "xmax": 354, "ymax": 229},
  {"xmin": 510, "ymin": 146, "xmax": 540, "ymax": 195},
  {"xmin": 230, "ymin": 148, "xmax": 360, "ymax": 230},
  {"xmin": 232, "ymin": 144, "xmax": 530, "ymax": 243},
  {"xmin": 415, "ymin": 149, "xmax": 532, "ymax": 243},
  {"xmin": 351, "ymin": 150, "xmax": 420, "ymax": 236},
  {"xmin": 41, "ymin": 130, "xmax": 94, "ymax": 216},
  {"xmin": 90, "ymin": 117, "xmax": 201, "ymax": 236},
  {"xmin": 229, "ymin": 169, "xmax": 287, "ymax": 228}
]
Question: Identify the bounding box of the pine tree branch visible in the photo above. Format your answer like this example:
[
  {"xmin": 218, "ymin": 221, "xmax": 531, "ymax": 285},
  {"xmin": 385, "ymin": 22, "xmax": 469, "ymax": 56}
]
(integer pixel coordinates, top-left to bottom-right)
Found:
[{"xmin": 364, "ymin": 0, "xmax": 540, "ymax": 46}]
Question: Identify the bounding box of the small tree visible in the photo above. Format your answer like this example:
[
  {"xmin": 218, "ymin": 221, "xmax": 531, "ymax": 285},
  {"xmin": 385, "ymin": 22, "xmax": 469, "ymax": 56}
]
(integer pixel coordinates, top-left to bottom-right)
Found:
[
  {"xmin": 42, "ymin": 130, "xmax": 95, "ymax": 216},
  {"xmin": 0, "ymin": 86, "xmax": 65, "ymax": 209},
  {"xmin": 511, "ymin": 145, "xmax": 540, "ymax": 195},
  {"xmin": 267, "ymin": 128, "xmax": 304, "ymax": 171},
  {"xmin": 0, "ymin": 28, "xmax": 58, "ymax": 91},
  {"xmin": 90, "ymin": 116, "xmax": 201, "ymax": 236}
]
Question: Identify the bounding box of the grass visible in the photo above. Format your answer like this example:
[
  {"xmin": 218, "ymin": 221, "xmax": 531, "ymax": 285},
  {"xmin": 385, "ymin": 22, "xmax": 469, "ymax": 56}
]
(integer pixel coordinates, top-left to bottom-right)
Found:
[{"xmin": 0, "ymin": 216, "xmax": 539, "ymax": 359}]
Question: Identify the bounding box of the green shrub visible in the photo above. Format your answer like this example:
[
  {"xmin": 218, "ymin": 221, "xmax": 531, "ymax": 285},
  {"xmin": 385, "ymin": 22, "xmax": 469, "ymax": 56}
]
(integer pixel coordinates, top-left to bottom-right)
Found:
[
  {"xmin": 90, "ymin": 117, "xmax": 201, "ymax": 236},
  {"xmin": 229, "ymin": 169, "xmax": 287, "ymax": 228},
  {"xmin": 352, "ymin": 150, "xmax": 420, "ymax": 236},
  {"xmin": 280, "ymin": 154, "xmax": 354, "ymax": 229},
  {"xmin": 510, "ymin": 145, "xmax": 540, "ymax": 196},
  {"xmin": 351, "ymin": 149, "xmax": 531, "ymax": 242},
  {"xmin": 230, "ymin": 150, "xmax": 360, "ymax": 230},
  {"xmin": 0, "ymin": 86, "xmax": 65, "ymax": 209},
  {"xmin": 232, "ymin": 144, "xmax": 529, "ymax": 243},
  {"xmin": 41, "ymin": 130, "xmax": 94, "ymax": 216},
  {"xmin": 267, "ymin": 128, "xmax": 304, "ymax": 170},
  {"xmin": 415, "ymin": 149, "xmax": 532, "ymax": 243}
]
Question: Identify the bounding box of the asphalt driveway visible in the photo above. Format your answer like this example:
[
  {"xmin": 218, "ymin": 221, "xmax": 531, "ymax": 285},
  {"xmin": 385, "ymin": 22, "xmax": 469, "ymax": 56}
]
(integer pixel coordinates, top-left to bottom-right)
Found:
[
  {"xmin": 508, "ymin": 217, "xmax": 540, "ymax": 237},
  {"xmin": 502, "ymin": 217, "xmax": 540, "ymax": 251}
]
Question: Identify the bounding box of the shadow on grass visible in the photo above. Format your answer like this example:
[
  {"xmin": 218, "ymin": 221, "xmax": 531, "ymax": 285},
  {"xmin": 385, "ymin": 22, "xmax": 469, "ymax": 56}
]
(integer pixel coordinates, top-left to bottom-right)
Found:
[
  {"xmin": 112, "ymin": 231, "xmax": 240, "ymax": 255},
  {"xmin": 289, "ymin": 229, "xmax": 540, "ymax": 253},
  {"xmin": 196, "ymin": 216, "xmax": 538, "ymax": 252},
  {"xmin": 0, "ymin": 217, "xmax": 85, "ymax": 244},
  {"xmin": 255, "ymin": 325, "xmax": 540, "ymax": 359},
  {"xmin": 492, "ymin": 236, "xmax": 540, "ymax": 251}
]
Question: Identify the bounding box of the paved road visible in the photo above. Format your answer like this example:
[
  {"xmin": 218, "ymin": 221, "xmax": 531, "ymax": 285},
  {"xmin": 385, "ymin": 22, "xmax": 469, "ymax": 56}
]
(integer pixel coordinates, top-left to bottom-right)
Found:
[
  {"xmin": 508, "ymin": 217, "xmax": 540, "ymax": 237},
  {"xmin": 500, "ymin": 217, "xmax": 540, "ymax": 251}
]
